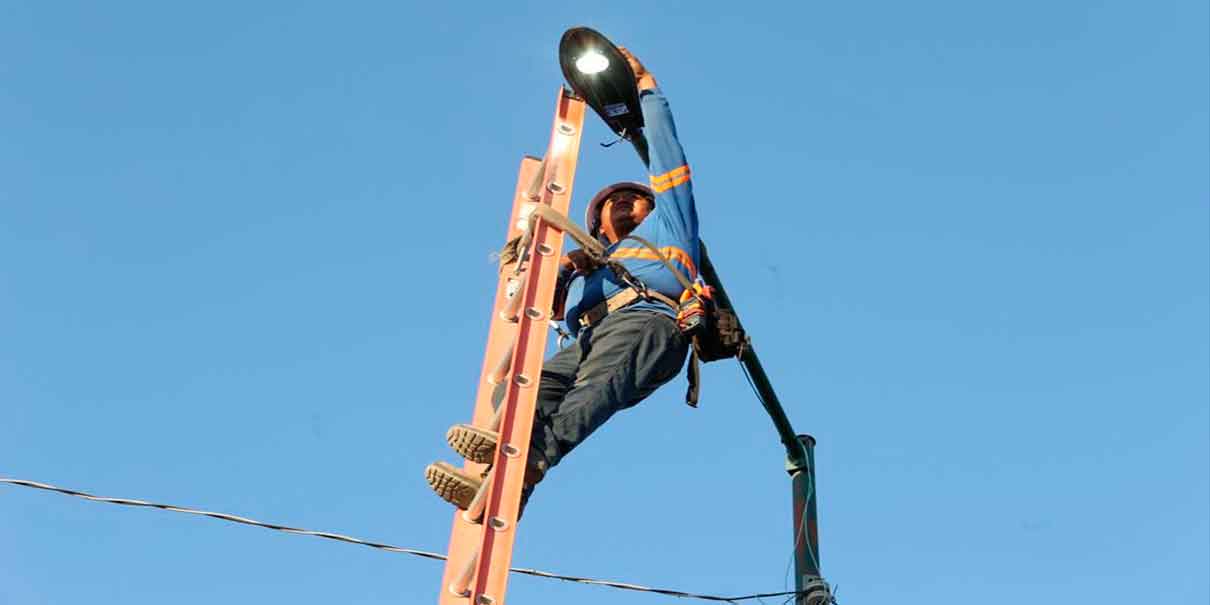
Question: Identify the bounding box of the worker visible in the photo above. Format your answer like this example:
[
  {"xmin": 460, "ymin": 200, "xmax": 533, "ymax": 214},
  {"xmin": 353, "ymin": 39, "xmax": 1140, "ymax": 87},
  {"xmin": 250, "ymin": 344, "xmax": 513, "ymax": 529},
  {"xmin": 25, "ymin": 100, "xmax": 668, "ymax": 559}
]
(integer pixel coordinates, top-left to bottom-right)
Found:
[{"xmin": 426, "ymin": 47, "xmax": 700, "ymax": 515}]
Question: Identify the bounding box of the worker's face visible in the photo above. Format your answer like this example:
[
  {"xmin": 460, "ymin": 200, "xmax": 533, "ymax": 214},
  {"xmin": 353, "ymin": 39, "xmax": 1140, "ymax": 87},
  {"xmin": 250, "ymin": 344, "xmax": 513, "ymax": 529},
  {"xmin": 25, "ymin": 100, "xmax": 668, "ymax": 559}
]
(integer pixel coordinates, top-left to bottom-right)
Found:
[{"xmin": 600, "ymin": 191, "xmax": 653, "ymax": 243}]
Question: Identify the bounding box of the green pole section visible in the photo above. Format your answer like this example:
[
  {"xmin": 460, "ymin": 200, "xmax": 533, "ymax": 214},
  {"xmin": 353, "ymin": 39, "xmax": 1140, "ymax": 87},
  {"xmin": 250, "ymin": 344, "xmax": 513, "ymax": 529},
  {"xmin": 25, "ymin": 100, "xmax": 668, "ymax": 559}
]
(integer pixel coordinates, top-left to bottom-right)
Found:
[
  {"xmin": 699, "ymin": 245, "xmax": 831, "ymax": 605},
  {"xmin": 698, "ymin": 245, "xmax": 808, "ymax": 468},
  {"xmin": 792, "ymin": 435, "xmax": 830, "ymax": 605}
]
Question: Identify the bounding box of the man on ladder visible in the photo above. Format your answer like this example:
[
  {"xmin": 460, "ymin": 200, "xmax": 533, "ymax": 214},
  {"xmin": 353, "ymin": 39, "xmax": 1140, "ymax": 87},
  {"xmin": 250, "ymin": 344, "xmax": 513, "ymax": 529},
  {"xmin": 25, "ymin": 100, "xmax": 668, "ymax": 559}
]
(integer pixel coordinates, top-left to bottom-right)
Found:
[{"xmin": 426, "ymin": 47, "xmax": 701, "ymax": 514}]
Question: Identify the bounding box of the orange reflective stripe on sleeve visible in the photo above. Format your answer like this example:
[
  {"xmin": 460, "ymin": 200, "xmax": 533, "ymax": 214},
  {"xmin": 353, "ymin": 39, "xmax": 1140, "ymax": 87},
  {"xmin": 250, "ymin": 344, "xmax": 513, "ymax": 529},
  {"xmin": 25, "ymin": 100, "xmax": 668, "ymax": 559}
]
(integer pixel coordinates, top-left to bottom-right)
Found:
[
  {"xmin": 650, "ymin": 164, "xmax": 689, "ymax": 183},
  {"xmin": 609, "ymin": 245, "xmax": 698, "ymax": 279},
  {"xmin": 649, "ymin": 164, "xmax": 691, "ymax": 193}
]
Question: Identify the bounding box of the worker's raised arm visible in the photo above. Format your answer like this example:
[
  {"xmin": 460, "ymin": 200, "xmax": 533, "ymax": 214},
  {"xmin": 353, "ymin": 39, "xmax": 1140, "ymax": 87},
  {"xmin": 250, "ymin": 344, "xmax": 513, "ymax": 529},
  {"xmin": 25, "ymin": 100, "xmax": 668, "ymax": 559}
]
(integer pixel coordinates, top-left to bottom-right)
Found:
[{"xmin": 619, "ymin": 48, "xmax": 699, "ymax": 250}]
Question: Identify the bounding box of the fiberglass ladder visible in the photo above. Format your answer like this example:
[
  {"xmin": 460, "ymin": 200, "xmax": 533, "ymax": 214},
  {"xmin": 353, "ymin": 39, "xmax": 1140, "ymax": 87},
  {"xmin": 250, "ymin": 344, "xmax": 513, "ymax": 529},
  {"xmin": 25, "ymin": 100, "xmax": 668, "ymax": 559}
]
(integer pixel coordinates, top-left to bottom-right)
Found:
[{"xmin": 437, "ymin": 87, "xmax": 586, "ymax": 605}]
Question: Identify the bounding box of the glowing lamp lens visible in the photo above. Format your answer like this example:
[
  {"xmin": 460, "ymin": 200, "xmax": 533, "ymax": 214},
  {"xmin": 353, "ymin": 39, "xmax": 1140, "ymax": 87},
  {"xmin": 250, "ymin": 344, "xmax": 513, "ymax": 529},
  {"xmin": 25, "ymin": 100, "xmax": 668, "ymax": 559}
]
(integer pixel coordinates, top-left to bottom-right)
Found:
[{"xmin": 575, "ymin": 51, "xmax": 609, "ymax": 74}]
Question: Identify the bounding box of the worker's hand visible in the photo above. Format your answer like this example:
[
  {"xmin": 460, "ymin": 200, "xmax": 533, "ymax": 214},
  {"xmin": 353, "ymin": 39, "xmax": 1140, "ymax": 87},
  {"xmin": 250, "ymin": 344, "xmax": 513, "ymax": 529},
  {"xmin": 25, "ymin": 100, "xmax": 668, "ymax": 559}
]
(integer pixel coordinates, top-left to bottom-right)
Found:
[
  {"xmin": 617, "ymin": 47, "xmax": 657, "ymax": 90},
  {"xmin": 561, "ymin": 249, "xmax": 599, "ymax": 275}
]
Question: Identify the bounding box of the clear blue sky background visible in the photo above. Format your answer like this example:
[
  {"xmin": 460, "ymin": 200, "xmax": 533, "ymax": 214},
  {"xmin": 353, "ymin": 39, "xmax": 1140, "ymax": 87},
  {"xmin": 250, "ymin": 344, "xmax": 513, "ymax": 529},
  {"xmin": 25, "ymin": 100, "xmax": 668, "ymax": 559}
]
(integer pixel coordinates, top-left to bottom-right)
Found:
[{"xmin": 2, "ymin": 2, "xmax": 1206, "ymax": 604}]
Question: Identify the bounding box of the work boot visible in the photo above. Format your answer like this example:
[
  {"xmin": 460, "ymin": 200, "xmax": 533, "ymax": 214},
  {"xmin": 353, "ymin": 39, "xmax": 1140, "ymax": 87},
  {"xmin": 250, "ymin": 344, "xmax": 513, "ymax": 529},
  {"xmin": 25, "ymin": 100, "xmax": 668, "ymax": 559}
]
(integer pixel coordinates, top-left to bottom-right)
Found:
[
  {"xmin": 445, "ymin": 423, "xmax": 499, "ymax": 464},
  {"xmin": 424, "ymin": 461, "xmax": 539, "ymax": 520},
  {"xmin": 424, "ymin": 461, "xmax": 481, "ymax": 510},
  {"xmin": 445, "ymin": 424, "xmax": 551, "ymax": 486}
]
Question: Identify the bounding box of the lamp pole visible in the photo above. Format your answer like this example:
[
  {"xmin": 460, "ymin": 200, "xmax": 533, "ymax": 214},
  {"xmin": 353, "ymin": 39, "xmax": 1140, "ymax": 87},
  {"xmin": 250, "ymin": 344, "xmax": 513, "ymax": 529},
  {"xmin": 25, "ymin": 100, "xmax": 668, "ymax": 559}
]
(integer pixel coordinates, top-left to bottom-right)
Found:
[{"xmin": 700, "ymin": 246, "xmax": 832, "ymax": 605}]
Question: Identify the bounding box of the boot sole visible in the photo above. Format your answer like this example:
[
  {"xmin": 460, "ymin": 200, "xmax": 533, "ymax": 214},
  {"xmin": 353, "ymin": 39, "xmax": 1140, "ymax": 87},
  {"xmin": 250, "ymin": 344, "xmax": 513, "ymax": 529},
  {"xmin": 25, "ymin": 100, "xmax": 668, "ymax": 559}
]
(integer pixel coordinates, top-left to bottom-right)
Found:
[
  {"xmin": 424, "ymin": 461, "xmax": 481, "ymax": 510},
  {"xmin": 446, "ymin": 424, "xmax": 499, "ymax": 464}
]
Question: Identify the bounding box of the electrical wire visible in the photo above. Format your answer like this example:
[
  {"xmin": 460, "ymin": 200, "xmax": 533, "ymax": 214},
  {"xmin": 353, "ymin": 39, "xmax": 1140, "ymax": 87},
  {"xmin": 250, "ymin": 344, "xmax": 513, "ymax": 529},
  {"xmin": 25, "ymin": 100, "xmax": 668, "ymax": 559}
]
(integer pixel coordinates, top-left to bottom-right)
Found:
[{"xmin": 1, "ymin": 477, "xmax": 811, "ymax": 604}]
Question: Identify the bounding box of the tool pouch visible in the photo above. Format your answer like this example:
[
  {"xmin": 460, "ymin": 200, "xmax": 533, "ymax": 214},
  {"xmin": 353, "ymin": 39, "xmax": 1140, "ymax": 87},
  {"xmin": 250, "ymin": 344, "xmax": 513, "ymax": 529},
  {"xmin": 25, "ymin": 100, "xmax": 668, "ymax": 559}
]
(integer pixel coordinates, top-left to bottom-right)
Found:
[
  {"xmin": 679, "ymin": 285, "xmax": 746, "ymax": 407},
  {"xmin": 693, "ymin": 306, "xmax": 744, "ymax": 362},
  {"xmin": 679, "ymin": 285, "xmax": 744, "ymax": 363}
]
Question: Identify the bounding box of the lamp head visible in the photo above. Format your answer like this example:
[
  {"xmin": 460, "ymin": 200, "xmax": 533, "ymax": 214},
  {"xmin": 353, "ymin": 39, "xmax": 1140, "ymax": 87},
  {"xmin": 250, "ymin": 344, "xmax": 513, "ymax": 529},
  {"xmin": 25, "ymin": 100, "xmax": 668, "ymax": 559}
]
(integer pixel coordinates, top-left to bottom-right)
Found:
[{"xmin": 559, "ymin": 27, "xmax": 644, "ymax": 140}]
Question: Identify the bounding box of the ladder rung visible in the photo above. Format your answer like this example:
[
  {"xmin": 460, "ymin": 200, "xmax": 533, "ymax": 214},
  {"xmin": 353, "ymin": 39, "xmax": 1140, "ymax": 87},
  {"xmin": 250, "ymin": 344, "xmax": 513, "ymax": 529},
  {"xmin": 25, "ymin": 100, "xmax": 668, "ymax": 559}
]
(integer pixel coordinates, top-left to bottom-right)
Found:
[
  {"xmin": 498, "ymin": 274, "xmax": 528, "ymax": 322},
  {"xmin": 523, "ymin": 156, "xmax": 547, "ymax": 201},
  {"xmin": 449, "ymin": 547, "xmax": 481, "ymax": 597},
  {"xmin": 461, "ymin": 467, "xmax": 494, "ymax": 525},
  {"xmin": 487, "ymin": 402, "xmax": 505, "ymax": 433},
  {"xmin": 485, "ymin": 337, "xmax": 517, "ymax": 385}
]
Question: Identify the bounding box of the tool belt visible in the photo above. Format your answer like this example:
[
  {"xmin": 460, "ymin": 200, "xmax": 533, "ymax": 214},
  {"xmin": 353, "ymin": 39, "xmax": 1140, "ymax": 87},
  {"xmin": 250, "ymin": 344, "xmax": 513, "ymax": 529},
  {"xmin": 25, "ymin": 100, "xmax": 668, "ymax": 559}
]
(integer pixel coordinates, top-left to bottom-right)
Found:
[{"xmin": 577, "ymin": 287, "xmax": 678, "ymax": 329}]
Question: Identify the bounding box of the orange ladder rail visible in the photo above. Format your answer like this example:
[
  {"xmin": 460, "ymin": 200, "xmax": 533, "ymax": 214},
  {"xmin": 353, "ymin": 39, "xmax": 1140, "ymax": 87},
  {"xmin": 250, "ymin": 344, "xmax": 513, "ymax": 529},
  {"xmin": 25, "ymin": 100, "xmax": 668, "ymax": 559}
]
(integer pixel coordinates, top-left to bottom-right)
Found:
[{"xmin": 438, "ymin": 87, "xmax": 586, "ymax": 605}]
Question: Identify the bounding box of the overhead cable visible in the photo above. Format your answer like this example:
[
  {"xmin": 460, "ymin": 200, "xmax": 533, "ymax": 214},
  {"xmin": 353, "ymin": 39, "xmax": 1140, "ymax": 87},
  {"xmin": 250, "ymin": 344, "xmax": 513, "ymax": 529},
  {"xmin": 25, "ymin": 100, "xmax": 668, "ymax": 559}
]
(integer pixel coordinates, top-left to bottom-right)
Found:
[{"xmin": 1, "ymin": 477, "xmax": 807, "ymax": 604}]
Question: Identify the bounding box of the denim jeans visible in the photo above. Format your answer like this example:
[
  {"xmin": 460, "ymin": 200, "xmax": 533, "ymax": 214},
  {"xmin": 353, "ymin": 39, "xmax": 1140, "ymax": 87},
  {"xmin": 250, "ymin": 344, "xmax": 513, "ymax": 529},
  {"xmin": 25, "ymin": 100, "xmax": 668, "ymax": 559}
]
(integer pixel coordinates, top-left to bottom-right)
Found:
[{"xmin": 520, "ymin": 309, "xmax": 689, "ymax": 474}]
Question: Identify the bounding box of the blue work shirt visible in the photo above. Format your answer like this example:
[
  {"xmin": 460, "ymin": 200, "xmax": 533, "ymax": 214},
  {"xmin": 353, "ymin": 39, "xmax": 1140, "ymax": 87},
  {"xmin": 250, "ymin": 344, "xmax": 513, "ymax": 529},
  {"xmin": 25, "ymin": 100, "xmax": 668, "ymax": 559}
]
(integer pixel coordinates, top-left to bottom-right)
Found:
[{"xmin": 564, "ymin": 87, "xmax": 700, "ymax": 335}]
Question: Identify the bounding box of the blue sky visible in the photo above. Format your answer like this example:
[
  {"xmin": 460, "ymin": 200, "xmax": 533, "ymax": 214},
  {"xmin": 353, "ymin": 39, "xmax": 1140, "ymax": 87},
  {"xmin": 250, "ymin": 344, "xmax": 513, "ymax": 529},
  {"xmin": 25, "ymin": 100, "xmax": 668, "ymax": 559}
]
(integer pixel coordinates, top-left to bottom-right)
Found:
[{"xmin": 2, "ymin": 2, "xmax": 1207, "ymax": 604}]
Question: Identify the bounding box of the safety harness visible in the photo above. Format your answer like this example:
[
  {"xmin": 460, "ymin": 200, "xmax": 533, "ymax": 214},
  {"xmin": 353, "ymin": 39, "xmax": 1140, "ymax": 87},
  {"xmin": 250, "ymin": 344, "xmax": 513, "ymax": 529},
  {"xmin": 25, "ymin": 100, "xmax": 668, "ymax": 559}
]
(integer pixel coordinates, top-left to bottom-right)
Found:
[{"xmin": 498, "ymin": 206, "xmax": 745, "ymax": 407}]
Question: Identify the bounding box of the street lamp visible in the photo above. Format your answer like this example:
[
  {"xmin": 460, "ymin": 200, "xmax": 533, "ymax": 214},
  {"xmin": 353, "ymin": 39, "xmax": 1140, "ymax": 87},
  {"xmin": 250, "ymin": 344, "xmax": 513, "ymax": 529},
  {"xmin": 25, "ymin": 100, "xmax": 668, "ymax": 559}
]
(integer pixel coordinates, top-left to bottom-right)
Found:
[{"xmin": 559, "ymin": 27, "xmax": 648, "ymax": 161}]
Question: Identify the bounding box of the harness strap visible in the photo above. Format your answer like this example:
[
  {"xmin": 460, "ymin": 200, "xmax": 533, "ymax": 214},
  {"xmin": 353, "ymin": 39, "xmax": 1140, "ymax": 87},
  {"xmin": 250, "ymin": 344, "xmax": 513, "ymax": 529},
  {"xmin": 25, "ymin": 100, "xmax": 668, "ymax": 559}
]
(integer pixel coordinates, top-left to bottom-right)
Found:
[
  {"xmin": 619, "ymin": 234, "xmax": 695, "ymax": 291},
  {"xmin": 577, "ymin": 288, "xmax": 678, "ymax": 329},
  {"xmin": 508, "ymin": 206, "xmax": 692, "ymax": 294},
  {"xmin": 498, "ymin": 204, "xmax": 605, "ymax": 273},
  {"xmin": 497, "ymin": 204, "xmax": 705, "ymax": 407},
  {"xmin": 616, "ymin": 234, "xmax": 706, "ymax": 408},
  {"xmin": 531, "ymin": 204, "xmax": 605, "ymax": 257},
  {"xmin": 685, "ymin": 349, "xmax": 701, "ymax": 407}
]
